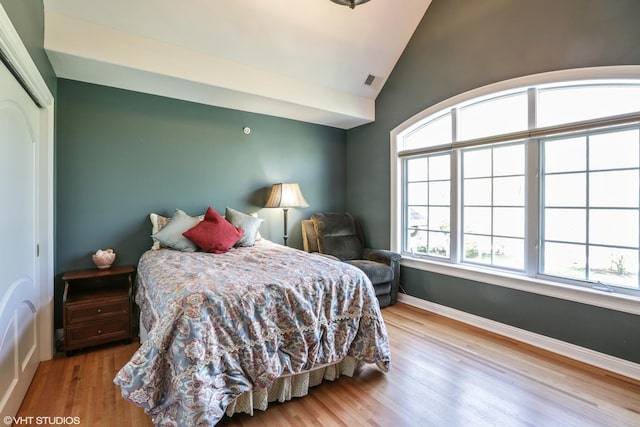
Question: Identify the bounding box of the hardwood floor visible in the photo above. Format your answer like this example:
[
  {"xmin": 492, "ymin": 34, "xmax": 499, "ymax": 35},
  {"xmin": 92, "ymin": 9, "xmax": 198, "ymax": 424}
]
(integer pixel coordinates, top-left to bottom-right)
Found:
[{"xmin": 16, "ymin": 303, "xmax": 640, "ymax": 426}]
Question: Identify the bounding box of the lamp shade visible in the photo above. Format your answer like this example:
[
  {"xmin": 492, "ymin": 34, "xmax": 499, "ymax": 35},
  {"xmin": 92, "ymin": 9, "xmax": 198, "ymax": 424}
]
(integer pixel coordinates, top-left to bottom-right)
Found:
[{"xmin": 264, "ymin": 183, "xmax": 309, "ymax": 208}]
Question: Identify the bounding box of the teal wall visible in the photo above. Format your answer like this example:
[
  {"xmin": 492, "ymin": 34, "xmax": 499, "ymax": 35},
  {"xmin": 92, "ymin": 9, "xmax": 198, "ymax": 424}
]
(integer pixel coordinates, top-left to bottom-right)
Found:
[
  {"xmin": 56, "ymin": 79, "xmax": 346, "ymax": 272},
  {"xmin": 346, "ymin": 0, "xmax": 640, "ymax": 363}
]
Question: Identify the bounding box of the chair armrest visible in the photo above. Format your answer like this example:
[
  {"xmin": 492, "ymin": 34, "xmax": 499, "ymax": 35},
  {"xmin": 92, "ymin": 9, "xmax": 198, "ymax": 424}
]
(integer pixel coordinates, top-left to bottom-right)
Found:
[
  {"xmin": 363, "ymin": 248, "xmax": 401, "ymax": 265},
  {"xmin": 363, "ymin": 248, "xmax": 402, "ymax": 306}
]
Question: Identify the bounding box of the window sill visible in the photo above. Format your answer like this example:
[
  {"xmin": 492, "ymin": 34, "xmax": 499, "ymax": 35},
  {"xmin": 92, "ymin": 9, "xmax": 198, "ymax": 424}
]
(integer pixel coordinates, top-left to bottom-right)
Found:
[{"xmin": 401, "ymin": 256, "xmax": 640, "ymax": 316}]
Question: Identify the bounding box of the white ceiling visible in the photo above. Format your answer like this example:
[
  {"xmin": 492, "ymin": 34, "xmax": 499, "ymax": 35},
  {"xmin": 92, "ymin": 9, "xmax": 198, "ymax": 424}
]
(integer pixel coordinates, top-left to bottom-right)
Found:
[{"xmin": 43, "ymin": 0, "xmax": 431, "ymax": 129}]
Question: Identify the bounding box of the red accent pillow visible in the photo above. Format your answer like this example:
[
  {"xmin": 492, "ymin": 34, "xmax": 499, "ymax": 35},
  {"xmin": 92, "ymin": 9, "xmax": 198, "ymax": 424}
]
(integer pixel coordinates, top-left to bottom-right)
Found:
[{"xmin": 183, "ymin": 207, "xmax": 244, "ymax": 254}]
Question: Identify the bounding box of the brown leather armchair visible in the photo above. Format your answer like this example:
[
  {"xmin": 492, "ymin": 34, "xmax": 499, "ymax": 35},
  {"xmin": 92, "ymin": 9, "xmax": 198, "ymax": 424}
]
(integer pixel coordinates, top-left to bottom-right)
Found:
[{"xmin": 301, "ymin": 212, "xmax": 400, "ymax": 308}]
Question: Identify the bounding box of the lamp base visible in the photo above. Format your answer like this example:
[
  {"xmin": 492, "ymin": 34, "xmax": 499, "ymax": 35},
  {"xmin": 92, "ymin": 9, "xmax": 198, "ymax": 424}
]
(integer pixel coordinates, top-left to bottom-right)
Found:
[{"xmin": 282, "ymin": 208, "xmax": 289, "ymax": 246}]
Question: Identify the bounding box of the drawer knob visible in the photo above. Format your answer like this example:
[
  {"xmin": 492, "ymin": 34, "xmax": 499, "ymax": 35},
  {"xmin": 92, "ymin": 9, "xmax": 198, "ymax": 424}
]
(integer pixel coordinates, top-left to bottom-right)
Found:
[
  {"xmin": 97, "ymin": 329, "xmax": 102, "ymax": 334},
  {"xmin": 96, "ymin": 308, "xmax": 102, "ymax": 313}
]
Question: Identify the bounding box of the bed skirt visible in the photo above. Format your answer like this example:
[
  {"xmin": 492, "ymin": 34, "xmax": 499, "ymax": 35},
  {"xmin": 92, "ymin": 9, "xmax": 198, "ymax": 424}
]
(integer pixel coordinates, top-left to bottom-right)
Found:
[
  {"xmin": 139, "ymin": 320, "xmax": 362, "ymax": 417},
  {"xmin": 225, "ymin": 356, "xmax": 361, "ymax": 416}
]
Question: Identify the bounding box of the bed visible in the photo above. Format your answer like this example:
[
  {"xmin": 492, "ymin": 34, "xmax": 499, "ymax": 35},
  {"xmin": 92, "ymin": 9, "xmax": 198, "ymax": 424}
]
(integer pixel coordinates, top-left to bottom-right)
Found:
[{"xmin": 114, "ymin": 238, "xmax": 391, "ymax": 426}]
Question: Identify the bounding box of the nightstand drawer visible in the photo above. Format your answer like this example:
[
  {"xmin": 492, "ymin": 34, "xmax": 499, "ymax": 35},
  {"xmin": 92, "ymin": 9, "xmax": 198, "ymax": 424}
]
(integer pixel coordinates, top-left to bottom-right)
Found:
[
  {"xmin": 65, "ymin": 318, "xmax": 130, "ymax": 348},
  {"xmin": 66, "ymin": 298, "xmax": 130, "ymax": 325}
]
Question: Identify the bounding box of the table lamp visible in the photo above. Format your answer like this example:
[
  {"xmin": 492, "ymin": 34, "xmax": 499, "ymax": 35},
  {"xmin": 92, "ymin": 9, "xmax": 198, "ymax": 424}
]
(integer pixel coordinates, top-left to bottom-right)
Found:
[{"xmin": 264, "ymin": 183, "xmax": 309, "ymax": 246}]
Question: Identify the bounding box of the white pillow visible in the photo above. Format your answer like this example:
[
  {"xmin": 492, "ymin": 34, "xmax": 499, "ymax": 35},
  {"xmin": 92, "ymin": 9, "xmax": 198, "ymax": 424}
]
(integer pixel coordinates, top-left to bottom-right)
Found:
[
  {"xmin": 225, "ymin": 207, "xmax": 264, "ymax": 247},
  {"xmin": 151, "ymin": 209, "xmax": 201, "ymax": 252}
]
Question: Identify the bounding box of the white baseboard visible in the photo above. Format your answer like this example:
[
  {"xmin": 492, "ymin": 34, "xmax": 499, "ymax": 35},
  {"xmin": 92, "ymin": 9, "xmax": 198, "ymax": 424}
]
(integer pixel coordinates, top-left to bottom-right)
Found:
[{"xmin": 397, "ymin": 293, "xmax": 640, "ymax": 382}]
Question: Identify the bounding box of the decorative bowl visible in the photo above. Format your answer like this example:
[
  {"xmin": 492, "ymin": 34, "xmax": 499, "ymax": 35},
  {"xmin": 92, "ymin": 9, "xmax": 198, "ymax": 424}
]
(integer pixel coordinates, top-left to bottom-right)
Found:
[{"xmin": 92, "ymin": 249, "xmax": 116, "ymax": 269}]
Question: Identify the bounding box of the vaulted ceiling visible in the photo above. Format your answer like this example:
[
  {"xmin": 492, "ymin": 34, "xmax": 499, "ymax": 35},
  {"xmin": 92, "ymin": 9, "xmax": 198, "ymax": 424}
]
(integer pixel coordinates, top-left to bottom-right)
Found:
[{"xmin": 44, "ymin": 0, "xmax": 431, "ymax": 129}]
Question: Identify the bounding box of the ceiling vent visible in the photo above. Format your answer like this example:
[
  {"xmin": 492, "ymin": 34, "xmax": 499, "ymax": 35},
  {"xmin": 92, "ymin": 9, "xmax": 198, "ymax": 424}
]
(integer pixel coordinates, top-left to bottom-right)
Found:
[{"xmin": 364, "ymin": 74, "xmax": 376, "ymax": 86}]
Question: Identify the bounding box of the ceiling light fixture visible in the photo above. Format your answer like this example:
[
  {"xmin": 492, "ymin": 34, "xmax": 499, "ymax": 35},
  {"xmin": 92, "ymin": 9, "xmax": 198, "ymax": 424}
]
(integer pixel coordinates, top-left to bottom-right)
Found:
[{"xmin": 330, "ymin": 0, "xmax": 371, "ymax": 9}]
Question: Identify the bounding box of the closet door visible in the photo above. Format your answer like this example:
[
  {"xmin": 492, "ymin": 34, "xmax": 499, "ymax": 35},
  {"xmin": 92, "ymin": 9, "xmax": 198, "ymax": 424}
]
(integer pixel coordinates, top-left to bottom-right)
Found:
[{"xmin": 0, "ymin": 58, "xmax": 41, "ymax": 418}]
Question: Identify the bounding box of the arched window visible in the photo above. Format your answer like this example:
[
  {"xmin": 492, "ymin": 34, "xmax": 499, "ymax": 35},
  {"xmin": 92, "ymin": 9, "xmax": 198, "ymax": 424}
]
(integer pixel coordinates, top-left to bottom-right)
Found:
[{"xmin": 391, "ymin": 67, "xmax": 640, "ymax": 300}]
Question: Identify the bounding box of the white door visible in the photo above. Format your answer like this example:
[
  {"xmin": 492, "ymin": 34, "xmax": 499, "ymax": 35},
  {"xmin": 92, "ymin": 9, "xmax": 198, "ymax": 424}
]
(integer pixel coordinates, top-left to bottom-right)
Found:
[{"xmin": 0, "ymin": 59, "xmax": 41, "ymax": 417}]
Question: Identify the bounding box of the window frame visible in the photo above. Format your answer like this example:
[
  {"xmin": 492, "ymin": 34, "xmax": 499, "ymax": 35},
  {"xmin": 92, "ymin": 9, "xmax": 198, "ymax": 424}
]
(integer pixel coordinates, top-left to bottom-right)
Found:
[
  {"xmin": 403, "ymin": 152, "xmax": 452, "ymax": 259},
  {"xmin": 390, "ymin": 66, "xmax": 640, "ymax": 315},
  {"xmin": 538, "ymin": 124, "xmax": 640, "ymax": 290},
  {"xmin": 460, "ymin": 140, "xmax": 528, "ymax": 272}
]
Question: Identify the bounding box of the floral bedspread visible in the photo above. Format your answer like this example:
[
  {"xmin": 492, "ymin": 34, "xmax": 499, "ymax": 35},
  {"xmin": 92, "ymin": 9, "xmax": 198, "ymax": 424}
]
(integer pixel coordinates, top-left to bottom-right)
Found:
[{"xmin": 114, "ymin": 240, "xmax": 391, "ymax": 426}]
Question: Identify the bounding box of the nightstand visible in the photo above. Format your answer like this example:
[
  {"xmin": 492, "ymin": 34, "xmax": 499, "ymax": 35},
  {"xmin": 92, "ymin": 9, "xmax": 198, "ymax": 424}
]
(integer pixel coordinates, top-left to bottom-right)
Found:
[{"xmin": 62, "ymin": 265, "xmax": 134, "ymax": 355}]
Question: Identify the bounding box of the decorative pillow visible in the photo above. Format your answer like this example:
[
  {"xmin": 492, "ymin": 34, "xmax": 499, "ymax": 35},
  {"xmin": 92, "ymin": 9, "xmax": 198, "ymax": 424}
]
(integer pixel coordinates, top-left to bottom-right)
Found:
[
  {"xmin": 151, "ymin": 209, "xmax": 202, "ymax": 252},
  {"xmin": 150, "ymin": 211, "xmax": 205, "ymax": 250},
  {"xmin": 149, "ymin": 213, "xmax": 171, "ymax": 250},
  {"xmin": 251, "ymin": 213, "xmax": 263, "ymax": 241},
  {"xmin": 225, "ymin": 207, "xmax": 263, "ymax": 247},
  {"xmin": 311, "ymin": 212, "xmax": 363, "ymax": 261},
  {"xmin": 183, "ymin": 206, "xmax": 244, "ymax": 254}
]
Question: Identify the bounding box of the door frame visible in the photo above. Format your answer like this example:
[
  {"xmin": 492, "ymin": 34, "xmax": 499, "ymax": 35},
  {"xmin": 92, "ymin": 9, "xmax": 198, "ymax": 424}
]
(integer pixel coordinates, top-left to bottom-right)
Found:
[{"xmin": 0, "ymin": 5, "xmax": 55, "ymax": 361}]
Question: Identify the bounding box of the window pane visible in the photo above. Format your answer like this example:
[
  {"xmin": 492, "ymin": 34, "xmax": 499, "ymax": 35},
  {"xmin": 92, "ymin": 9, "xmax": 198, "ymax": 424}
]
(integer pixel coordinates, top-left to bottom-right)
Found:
[
  {"xmin": 429, "ymin": 181, "xmax": 450, "ymax": 205},
  {"xmin": 589, "ymin": 209, "xmax": 639, "ymax": 247},
  {"xmin": 543, "ymin": 242, "xmax": 586, "ymax": 281},
  {"xmin": 463, "ymin": 149, "xmax": 491, "ymax": 178},
  {"xmin": 405, "ymin": 229, "xmax": 450, "ymax": 258},
  {"xmin": 544, "ymin": 137, "xmax": 586, "ymax": 173},
  {"xmin": 429, "ymin": 154, "xmax": 451, "ymax": 180},
  {"xmin": 407, "ymin": 157, "xmax": 428, "ymax": 181},
  {"xmin": 429, "ymin": 207, "xmax": 450, "ymax": 232},
  {"xmin": 589, "ymin": 170, "xmax": 639, "ymax": 208},
  {"xmin": 407, "ymin": 206, "xmax": 428, "ymax": 228},
  {"xmin": 589, "ymin": 246, "xmax": 638, "ymax": 288},
  {"xmin": 544, "ymin": 173, "xmax": 586, "ymax": 207},
  {"xmin": 538, "ymin": 85, "xmax": 640, "ymax": 127},
  {"xmin": 494, "ymin": 176, "xmax": 525, "ymax": 206},
  {"xmin": 464, "ymin": 207, "xmax": 491, "ymax": 234},
  {"xmin": 428, "ymin": 231, "xmax": 450, "ymax": 257},
  {"xmin": 406, "ymin": 229, "xmax": 428, "ymax": 254},
  {"xmin": 544, "ymin": 208, "xmax": 586, "ymax": 243},
  {"xmin": 402, "ymin": 112, "xmax": 452, "ymax": 151},
  {"xmin": 458, "ymin": 92, "xmax": 528, "ymax": 140},
  {"xmin": 463, "ymin": 235, "xmax": 492, "ymax": 265},
  {"xmin": 589, "ymin": 129, "xmax": 639, "ymax": 171},
  {"xmin": 493, "ymin": 237, "xmax": 524, "ymax": 270},
  {"xmin": 407, "ymin": 182, "xmax": 428, "ymax": 205},
  {"xmin": 494, "ymin": 207, "xmax": 525, "ymax": 238},
  {"xmin": 494, "ymin": 144, "xmax": 525, "ymax": 176},
  {"xmin": 464, "ymin": 178, "xmax": 492, "ymax": 205}
]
